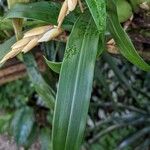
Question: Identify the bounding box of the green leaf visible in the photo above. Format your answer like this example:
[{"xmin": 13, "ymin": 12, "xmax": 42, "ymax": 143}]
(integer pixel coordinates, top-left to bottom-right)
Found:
[
  {"xmin": 10, "ymin": 106, "xmax": 35, "ymax": 146},
  {"xmin": 52, "ymin": 13, "xmax": 100, "ymax": 150},
  {"xmin": 40, "ymin": 128, "xmax": 52, "ymax": 150},
  {"xmin": 23, "ymin": 53, "xmax": 55, "ymax": 109},
  {"xmin": 44, "ymin": 56, "xmax": 61, "ymax": 74},
  {"xmin": 85, "ymin": 0, "xmax": 106, "ymax": 33},
  {"xmin": 107, "ymin": 0, "xmax": 150, "ymax": 71},
  {"xmin": 5, "ymin": 1, "xmax": 76, "ymax": 28},
  {"xmin": 116, "ymin": 0, "xmax": 133, "ymax": 23},
  {"xmin": 85, "ymin": 0, "xmax": 106, "ymax": 56}
]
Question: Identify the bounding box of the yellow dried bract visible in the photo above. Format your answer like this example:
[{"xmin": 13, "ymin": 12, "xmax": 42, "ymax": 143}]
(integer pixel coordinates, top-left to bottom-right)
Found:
[
  {"xmin": 78, "ymin": 0, "xmax": 84, "ymax": 13},
  {"xmin": 68, "ymin": 0, "xmax": 78, "ymax": 11},
  {"xmin": 38, "ymin": 27, "xmax": 63, "ymax": 42},
  {"xmin": 57, "ymin": 0, "xmax": 83, "ymax": 27},
  {"xmin": 57, "ymin": 0, "xmax": 68, "ymax": 28},
  {"xmin": 24, "ymin": 25, "xmax": 53, "ymax": 38},
  {"xmin": 0, "ymin": 48, "xmax": 22, "ymax": 64},
  {"xmin": 140, "ymin": 2, "xmax": 150, "ymax": 10},
  {"xmin": 0, "ymin": 0, "xmax": 83, "ymax": 65},
  {"xmin": 22, "ymin": 36, "xmax": 40, "ymax": 53},
  {"xmin": 11, "ymin": 38, "xmax": 31, "ymax": 49}
]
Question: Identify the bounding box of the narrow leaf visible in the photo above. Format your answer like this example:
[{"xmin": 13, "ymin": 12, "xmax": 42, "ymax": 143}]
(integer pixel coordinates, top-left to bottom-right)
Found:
[
  {"xmin": 52, "ymin": 13, "xmax": 100, "ymax": 150},
  {"xmin": 106, "ymin": 0, "xmax": 150, "ymax": 71},
  {"xmin": 5, "ymin": 1, "xmax": 76, "ymax": 27},
  {"xmin": 44, "ymin": 56, "xmax": 61, "ymax": 74},
  {"xmin": 23, "ymin": 53, "xmax": 55, "ymax": 109},
  {"xmin": 5, "ymin": 2, "xmax": 59, "ymax": 24},
  {"xmin": 0, "ymin": 36, "xmax": 16, "ymax": 64},
  {"xmin": 85, "ymin": 0, "xmax": 106, "ymax": 56}
]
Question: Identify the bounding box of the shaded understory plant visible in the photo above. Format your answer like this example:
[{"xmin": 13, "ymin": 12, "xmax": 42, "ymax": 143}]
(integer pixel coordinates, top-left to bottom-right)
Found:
[{"xmin": 0, "ymin": 0, "xmax": 150, "ymax": 150}]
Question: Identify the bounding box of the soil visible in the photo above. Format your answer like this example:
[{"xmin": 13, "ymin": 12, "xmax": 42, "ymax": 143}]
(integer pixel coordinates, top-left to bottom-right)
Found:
[{"xmin": 0, "ymin": 134, "xmax": 40, "ymax": 150}]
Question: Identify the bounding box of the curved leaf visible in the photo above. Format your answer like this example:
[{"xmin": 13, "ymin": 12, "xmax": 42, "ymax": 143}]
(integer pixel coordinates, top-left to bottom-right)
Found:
[
  {"xmin": 23, "ymin": 53, "xmax": 55, "ymax": 109},
  {"xmin": 44, "ymin": 56, "xmax": 61, "ymax": 74},
  {"xmin": 52, "ymin": 13, "xmax": 100, "ymax": 150},
  {"xmin": 85, "ymin": 0, "xmax": 106, "ymax": 56},
  {"xmin": 0, "ymin": 36, "xmax": 16, "ymax": 67},
  {"xmin": 5, "ymin": 1, "xmax": 76, "ymax": 27},
  {"xmin": 5, "ymin": 1, "xmax": 59, "ymax": 24},
  {"xmin": 107, "ymin": 0, "xmax": 150, "ymax": 71}
]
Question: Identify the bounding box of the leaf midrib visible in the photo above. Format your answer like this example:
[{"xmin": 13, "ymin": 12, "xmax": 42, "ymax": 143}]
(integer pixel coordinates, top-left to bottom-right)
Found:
[{"xmin": 64, "ymin": 19, "xmax": 92, "ymax": 149}]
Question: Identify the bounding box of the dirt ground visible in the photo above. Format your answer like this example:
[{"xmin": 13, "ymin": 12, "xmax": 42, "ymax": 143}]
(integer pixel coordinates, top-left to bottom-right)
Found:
[{"xmin": 0, "ymin": 134, "xmax": 40, "ymax": 150}]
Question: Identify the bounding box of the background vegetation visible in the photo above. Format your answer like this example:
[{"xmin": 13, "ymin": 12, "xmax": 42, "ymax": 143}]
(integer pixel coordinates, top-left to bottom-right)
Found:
[{"xmin": 0, "ymin": 0, "xmax": 150, "ymax": 150}]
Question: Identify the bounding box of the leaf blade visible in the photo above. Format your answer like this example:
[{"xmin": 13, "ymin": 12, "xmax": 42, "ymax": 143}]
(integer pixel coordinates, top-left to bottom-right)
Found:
[
  {"xmin": 107, "ymin": 0, "xmax": 150, "ymax": 71},
  {"xmin": 52, "ymin": 13, "xmax": 100, "ymax": 150},
  {"xmin": 5, "ymin": 1, "xmax": 76, "ymax": 28},
  {"xmin": 23, "ymin": 53, "xmax": 55, "ymax": 109},
  {"xmin": 85, "ymin": 0, "xmax": 106, "ymax": 33},
  {"xmin": 44, "ymin": 56, "xmax": 61, "ymax": 74}
]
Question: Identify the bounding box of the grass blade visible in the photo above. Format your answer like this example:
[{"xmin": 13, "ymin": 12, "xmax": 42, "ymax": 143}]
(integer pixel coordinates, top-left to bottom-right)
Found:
[
  {"xmin": 52, "ymin": 13, "xmax": 100, "ymax": 150},
  {"xmin": 5, "ymin": 1, "xmax": 76, "ymax": 27},
  {"xmin": 107, "ymin": 0, "xmax": 150, "ymax": 71},
  {"xmin": 23, "ymin": 53, "xmax": 55, "ymax": 109}
]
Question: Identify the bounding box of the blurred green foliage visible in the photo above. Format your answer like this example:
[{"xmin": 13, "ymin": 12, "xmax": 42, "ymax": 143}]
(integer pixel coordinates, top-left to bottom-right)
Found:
[{"xmin": 0, "ymin": 78, "xmax": 34, "ymax": 109}]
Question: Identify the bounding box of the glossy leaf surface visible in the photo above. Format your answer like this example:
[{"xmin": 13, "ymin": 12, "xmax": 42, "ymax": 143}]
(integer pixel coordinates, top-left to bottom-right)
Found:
[{"xmin": 52, "ymin": 13, "xmax": 100, "ymax": 150}]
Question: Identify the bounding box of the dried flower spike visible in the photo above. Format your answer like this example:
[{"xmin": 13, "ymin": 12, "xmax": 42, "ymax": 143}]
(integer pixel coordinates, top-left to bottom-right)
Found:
[
  {"xmin": 0, "ymin": 25, "xmax": 63, "ymax": 64},
  {"xmin": 22, "ymin": 36, "xmax": 40, "ymax": 53},
  {"xmin": 38, "ymin": 27, "xmax": 63, "ymax": 42},
  {"xmin": 24, "ymin": 25, "xmax": 53, "ymax": 38},
  {"xmin": 0, "ymin": 48, "xmax": 22, "ymax": 64},
  {"xmin": 11, "ymin": 38, "xmax": 31, "ymax": 49},
  {"xmin": 140, "ymin": 2, "xmax": 150, "ymax": 10},
  {"xmin": 57, "ymin": 0, "xmax": 68, "ymax": 28},
  {"xmin": 78, "ymin": 0, "xmax": 84, "ymax": 13},
  {"xmin": 68, "ymin": 0, "xmax": 78, "ymax": 11}
]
